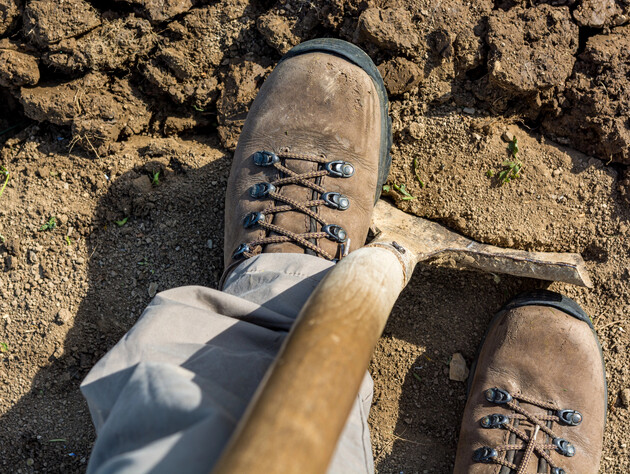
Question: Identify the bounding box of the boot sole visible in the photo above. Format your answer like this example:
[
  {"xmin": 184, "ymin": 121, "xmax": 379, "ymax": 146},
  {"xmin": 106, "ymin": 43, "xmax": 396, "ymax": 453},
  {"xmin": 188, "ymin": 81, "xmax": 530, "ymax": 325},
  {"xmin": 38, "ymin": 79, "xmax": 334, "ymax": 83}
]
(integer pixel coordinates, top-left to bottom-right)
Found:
[
  {"xmin": 466, "ymin": 289, "xmax": 608, "ymax": 421},
  {"xmin": 280, "ymin": 38, "xmax": 392, "ymax": 204}
]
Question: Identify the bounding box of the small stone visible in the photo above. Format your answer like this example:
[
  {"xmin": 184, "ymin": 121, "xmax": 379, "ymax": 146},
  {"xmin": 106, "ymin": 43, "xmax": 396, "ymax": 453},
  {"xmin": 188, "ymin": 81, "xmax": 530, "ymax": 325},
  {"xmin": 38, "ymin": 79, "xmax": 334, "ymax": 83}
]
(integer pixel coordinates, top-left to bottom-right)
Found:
[
  {"xmin": 472, "ymin": 133, "xmax": 482, "ymax": 141},
  {"xmin": 404, "ymin": 417, "xmax": 412, "ymax": 424},
  {"xmin": 55, "ymin": 308, "xmax": 72, "ymax": 325},
  {"xmin": 552, "ymin": 169, "xmax": 561, "ymax": 177},
  {"xmin": 449, "ymin": 352, "xmax": 469, "ymax": 382},
  {"xmin": 4, "ymin": 255, "xmax": 14, "ymax": 271},
  {"xmin": 408, "ymin": 121, "xmax": 424, "ymax": 140},
  {"xmin": 28, "ymin": 250, "xmax": 38, "ymax": 264},
  {"xmin": 148, "ymin": 282, "xmax": 159, "ymax": 298},
  {"xmin": 620, "ymin": 388, "xmax": 630, "ymax": 408},
  {"xmin": 463, "ymin": 107, "xmax": 475, "ymax": 115},
  {"xmin": 58, "ymin": 214, "xmax": 68, "ymax": 225},
  {"xmin": 502, "ymin": 131, "xmax": 514, "ymax": 142},
  {"xmin": 207, "ymin": 239, "xmax": 214, "ymax": 249}
]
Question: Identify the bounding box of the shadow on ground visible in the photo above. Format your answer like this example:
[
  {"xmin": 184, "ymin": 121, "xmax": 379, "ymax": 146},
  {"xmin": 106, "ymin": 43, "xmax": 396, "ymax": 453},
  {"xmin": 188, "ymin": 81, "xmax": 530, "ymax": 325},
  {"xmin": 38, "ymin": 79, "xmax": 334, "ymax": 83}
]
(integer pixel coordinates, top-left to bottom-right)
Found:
[{"xmin": 1, "ymin": 145, "xmax": 230, "ymax": 472}]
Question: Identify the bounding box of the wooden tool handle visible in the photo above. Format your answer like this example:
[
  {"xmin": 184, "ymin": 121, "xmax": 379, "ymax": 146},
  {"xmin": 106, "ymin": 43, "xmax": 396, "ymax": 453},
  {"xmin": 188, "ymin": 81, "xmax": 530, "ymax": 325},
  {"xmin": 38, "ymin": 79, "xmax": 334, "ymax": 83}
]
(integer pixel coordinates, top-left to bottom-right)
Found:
[{"xmin": 212, "ymin": 247, "xmax": 406, "ymax": 474}]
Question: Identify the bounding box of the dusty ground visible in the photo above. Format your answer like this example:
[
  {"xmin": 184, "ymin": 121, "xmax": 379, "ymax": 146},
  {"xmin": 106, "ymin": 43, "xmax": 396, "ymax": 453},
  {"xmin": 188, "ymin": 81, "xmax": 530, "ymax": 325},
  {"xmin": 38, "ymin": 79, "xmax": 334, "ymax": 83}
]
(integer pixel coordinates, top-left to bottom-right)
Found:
[{"xmin": 1, "ymin": 0, "xmax": 629, "ymax": 472}]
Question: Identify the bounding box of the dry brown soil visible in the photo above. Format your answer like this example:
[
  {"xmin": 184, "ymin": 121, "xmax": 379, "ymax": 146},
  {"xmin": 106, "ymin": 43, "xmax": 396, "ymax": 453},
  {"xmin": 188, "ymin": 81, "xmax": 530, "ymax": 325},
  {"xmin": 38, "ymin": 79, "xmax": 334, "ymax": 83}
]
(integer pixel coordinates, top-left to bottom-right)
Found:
[{"xmin": 1, "ymin": 0, "xmax": 629, "ymax": 472}]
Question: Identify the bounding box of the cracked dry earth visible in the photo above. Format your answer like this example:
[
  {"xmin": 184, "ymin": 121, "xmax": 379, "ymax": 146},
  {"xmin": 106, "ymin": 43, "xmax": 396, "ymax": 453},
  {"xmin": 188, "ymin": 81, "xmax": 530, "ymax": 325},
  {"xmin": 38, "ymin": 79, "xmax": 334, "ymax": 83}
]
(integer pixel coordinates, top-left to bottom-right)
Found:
[{"xmin": 1, "ymin": 0, "xmax": 629, "ymax": 472}]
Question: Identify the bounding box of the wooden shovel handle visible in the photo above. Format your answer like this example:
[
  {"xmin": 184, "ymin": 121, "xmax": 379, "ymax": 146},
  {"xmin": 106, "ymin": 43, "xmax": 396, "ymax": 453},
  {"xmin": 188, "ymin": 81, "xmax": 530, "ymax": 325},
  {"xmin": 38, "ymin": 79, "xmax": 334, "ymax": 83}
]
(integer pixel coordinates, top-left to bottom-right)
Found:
[{"xmin": 212, "ymin": 247, "xmax": 406, "ymax": 474}]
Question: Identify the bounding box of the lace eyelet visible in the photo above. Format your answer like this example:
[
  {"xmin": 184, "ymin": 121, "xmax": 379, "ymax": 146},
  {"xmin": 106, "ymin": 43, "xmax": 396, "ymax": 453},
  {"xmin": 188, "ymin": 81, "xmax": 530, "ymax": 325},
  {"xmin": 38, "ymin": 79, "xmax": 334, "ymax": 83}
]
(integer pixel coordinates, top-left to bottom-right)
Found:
[
  {"xmin": 480, "ymin": 414, "xmax": 510, "ymax": 429},
  {"xmin": 249, "ymin": 182, "xmax": 276, "ymax": 199},
  {"xmin": 325, "ymin": 160, "xmax": 354, "ymax": 178},
  {"xmin": 323, "ymin": 224, "xmax": 347, "ymax": 243},
  {"xmin": 557, "ymin": 409, "xmax": 582, "ymax": 426},
  {"xmin": 473, "ymin": 447, "xmax": 497, "ymax": 463},
  {"xmin": 322, "ymin": 192, "xmax": 350, "ymax": 210},
  {"xmin": 485, "ymin": 388, "xmax": 513, "ymax": 404},
  {"xmin": 553, "ymin": 437, "xmax": 576, "ymax": 457},
  {"xmin": 253, "ymin": 151, "xmax": 280, "ymax": 166},
  {"xmin": 232, "ymin": 243, "xmax": 251, "ymax": 259},
  {"xmin": 243, "ymin": 212, "xmax": 265, "ymax": 228}
]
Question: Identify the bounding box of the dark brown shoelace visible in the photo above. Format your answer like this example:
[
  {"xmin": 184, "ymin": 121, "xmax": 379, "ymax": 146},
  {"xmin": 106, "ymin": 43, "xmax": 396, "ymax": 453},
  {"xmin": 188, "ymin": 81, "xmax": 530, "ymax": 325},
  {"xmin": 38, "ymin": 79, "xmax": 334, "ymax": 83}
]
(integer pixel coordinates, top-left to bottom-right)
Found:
[
  {"xmin": 233, "ymin": 150, "xmax": 353, "ymax": 261},
  {"xmin": 474, "ymin": 388, "xmax": 581, "ymax": 474}
]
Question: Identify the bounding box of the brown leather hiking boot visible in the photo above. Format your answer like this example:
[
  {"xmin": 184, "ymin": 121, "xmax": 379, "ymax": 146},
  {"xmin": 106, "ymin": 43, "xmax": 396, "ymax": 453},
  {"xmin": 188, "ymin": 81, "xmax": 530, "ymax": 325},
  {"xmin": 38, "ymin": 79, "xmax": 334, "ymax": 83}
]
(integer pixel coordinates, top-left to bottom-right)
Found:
[
  {"xmin": 222, "ymin": 39, "xmax": 391, "ymax": 275},
  {"xmin": 455, "ymin": 291, "xmax": 607, "ymax": 474}
]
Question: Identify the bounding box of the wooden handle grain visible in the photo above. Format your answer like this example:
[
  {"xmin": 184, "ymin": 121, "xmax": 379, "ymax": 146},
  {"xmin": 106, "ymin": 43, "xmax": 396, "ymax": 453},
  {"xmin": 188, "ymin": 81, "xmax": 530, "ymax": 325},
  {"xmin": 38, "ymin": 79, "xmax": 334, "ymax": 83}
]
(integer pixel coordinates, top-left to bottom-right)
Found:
[{"xmin": 212, "ymin": 247, "xmax": 405, "ymax": 474}]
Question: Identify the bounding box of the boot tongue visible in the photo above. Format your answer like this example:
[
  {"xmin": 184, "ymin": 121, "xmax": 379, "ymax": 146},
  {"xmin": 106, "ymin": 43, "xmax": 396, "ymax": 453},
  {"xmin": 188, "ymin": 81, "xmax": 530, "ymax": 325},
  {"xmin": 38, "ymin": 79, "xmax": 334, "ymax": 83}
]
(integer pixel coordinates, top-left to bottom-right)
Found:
[{"xmin": 265, "ymin": 156, "xmax": 322, "ymax": 255}]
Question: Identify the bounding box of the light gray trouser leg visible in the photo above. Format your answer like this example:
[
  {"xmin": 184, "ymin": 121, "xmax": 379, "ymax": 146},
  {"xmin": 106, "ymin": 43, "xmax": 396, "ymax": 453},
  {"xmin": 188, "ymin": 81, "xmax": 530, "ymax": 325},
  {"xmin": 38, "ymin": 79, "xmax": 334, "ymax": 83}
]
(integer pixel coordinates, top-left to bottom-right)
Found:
[{"xmin": 81, "ymin": 254, "xmax": 374, "ymax": 474}]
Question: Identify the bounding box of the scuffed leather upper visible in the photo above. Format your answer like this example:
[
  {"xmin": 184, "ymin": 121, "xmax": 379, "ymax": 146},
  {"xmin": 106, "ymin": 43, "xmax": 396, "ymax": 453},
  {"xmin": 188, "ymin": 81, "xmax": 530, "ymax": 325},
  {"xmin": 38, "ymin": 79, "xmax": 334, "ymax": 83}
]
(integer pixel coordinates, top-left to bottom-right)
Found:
[
  {"xmin": 223, "ymin": 52, "xmax": 382, "ymax": 270},
  {"xmin": 454, "ymin": 306, "xmax": 606, "ymax": 473}
]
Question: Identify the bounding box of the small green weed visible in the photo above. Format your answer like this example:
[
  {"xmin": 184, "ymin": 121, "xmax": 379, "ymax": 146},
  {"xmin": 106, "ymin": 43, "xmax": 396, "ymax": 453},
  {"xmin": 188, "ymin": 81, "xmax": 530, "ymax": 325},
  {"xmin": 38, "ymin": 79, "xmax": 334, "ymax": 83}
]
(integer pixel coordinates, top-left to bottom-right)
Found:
[
  {"xmin": 0, "ymin": 342, "xmax": 8, "ymax": 352},
  {"xmin": 115, "ymin": 217, "xmax": 129, "ymax": 227},
  {"xmin": 39, "ymin": 216, "xmax": 57, "ymax": 231},
  {"xmin": 150, "ymin": 171, "xmax": 160, "ymax": 186},
  {"xmin": 413, "ymin": 157, "xmax": 426, "ymax": 188},
  {"xmin": 383, "ymin": 183, "xmax": 416, "ymax": 201},
  {"xmin": 0, "ymin": 166, "xmax": 9, "ymax": 200},
  {"xmin": 393, "ymin": 184, "xmax": 416, "ymax": 200},
  {"xmin": 0, "ymin": 233, "xmax": 5, "ymax": 243},
  {"xmin": 412, "ymin": 372, "xmax": 422, "ymax": 382},
  {"xmin": 489, "ymin": 136, "xmax": 523, "ymax": 185},
  {"xmin": 65, "ymin": 236, "xmax": 72, "ymax": 246}
]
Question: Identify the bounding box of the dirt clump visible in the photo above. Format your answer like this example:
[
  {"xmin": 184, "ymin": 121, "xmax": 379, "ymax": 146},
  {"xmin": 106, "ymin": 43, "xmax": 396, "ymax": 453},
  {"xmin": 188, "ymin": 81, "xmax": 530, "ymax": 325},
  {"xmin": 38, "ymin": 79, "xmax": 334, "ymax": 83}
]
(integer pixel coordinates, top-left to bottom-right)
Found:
[
  {"xmin": 573, "ymin": 0, "xmax": 626, "ymax": 27},
  {"xmin": 378, "ymin": 57, "xmax": 424, "ymax": 96},
  {"xmin": 356, "ymin": 7, "xmax": 421, "ymax": 56},
  {"xmin": 0, "ymin": 46, "xmax": 39, "ymax": 87},
  {"xmin": 216, "ymin": 60, "xmax": 271, "ymax": 150},
  {"xmin": 23, "ymin": 0, "xmax": 101, "ymax": 46},
  {"xmin": 257, "ymin": 2, "xmax": 320, "ymax": 55},
  {"xmin": 544, "ymin": 24, "xmax": 630, "ymax": 164},
  {"xmin": 0, "ymin": 0, "xmax": 21, "ymax": 36},
  {"xmin": 487, "ymin": 5, "xmax": 578, "ymax": 95},
  {"xmin": 20, "ymin": 73, "xmax": 151, "ymax": 155},
  {"xmin": 44, "ymin": 16, "xmax": 156, "ymax": 74},
  {"xmin": 141, "ymin": 1, "xmax": 259, "ymax": 111}
]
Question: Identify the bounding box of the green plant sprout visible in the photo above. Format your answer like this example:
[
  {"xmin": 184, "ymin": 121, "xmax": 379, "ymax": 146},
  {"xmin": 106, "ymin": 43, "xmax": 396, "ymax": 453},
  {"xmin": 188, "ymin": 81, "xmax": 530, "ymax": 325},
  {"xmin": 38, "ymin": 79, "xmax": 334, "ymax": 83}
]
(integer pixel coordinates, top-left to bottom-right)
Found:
[
  {"xmin": 497, "ymin": 137, "xmax": 523, "ymax": 185},
  {"xmin": 39, "ymin": 216, "xmax": 57, "ymax": 231},
  {"xmin": 150, "ymin": 171, "xmax": 160, "ymax": 186},
  {"xmin": 383, "ymin": 184, "xmax": 416, "ymax": 201},
  {"xmin": 65, "ymin": 236, "xmax": 72, "ymax": 245},
  {"xmin": 115, "ymin": 217, "xmax": 129, "ymax": 227},
  {"xmin": 0, "ymin": 166, "xmax": 9, "ymax": 200},
  {"xmin": 413, "ymin": 157, "xmax": 425, "ymax": 188},
  {"xmin": 0, "ymin": 342, "xmax": 8, "ymax": 352}
]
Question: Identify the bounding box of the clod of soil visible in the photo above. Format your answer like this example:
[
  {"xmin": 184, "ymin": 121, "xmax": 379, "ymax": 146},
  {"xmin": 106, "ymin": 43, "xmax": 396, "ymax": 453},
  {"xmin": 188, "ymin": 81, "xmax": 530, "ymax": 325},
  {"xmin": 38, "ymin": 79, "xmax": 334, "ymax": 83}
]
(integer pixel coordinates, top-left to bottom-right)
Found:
[
  {"xmin": 0, "ymin": 0, "xmax": 21, "ymax": 36},
  {"xmin": 487, "ymin": 5, "xmax": 578, "ymax": 94},
  {"xmin": 20, "ymin": 73, "xmax": 151, "ymax": 155},
  {"xmin": 216, "ymin": 60, "xmax": 271, "ymax": 150},
  {"xmin": 356, "ymin": 7, "xmax": 422, "ymax": 55},
  {"xmin": 378, "ymin": 57, "xmax": 424, "ymax": 97},
  {"xmin": 0, "ymin": 47, "xmax": 39, "ymax": 87},
  {"xmin": 140, "ymin": 1, "xmax": 258, "ymax": 111},
  {"xmin": 573, "ymin": 0, "xmax": 626, "ymax": 27},
  {"xmin": 543, "ymin": 24, "xmax": 630, "ymax": 164},
  {"xmin": 23, "ymin": 0, "xmax": 101, "ymax": 46},
  {"xmin": 44, "ymin": 16, "xmax": 156, "ymax": 74}
]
